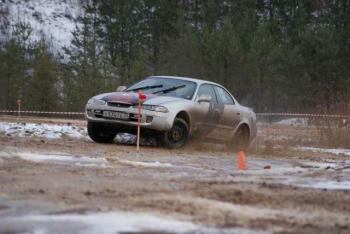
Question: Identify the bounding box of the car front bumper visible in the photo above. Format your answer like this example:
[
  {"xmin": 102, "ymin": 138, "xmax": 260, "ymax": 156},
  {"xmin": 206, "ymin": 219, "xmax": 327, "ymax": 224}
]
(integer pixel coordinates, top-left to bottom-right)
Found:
[{"xmin": 85, "ymin": 105, "xmax": 173, "ymax": 132}]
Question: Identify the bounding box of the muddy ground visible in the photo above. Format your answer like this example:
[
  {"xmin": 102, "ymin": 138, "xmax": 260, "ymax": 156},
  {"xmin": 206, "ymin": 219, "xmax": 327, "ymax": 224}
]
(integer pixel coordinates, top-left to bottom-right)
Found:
[{"xmin": 0, "ymin": 115, "xmax": 349, "ymax": 233}]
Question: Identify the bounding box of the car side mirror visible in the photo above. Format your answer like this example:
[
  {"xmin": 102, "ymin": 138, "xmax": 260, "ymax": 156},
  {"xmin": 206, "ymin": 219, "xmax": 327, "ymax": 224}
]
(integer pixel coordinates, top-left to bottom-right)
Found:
[
  {"xmin": 117, "ymin": 86, "xmax": 127, "ymax": 92},
  {"xmin": 197, "ymin": 94, "xmax": 212, "ymax": 103}
]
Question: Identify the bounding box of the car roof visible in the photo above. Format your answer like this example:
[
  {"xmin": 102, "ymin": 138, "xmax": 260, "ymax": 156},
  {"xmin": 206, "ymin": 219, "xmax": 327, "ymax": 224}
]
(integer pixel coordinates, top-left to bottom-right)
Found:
[{"xmin": 151, "ymin": 75, "xmax": 221, "ymax": 87}]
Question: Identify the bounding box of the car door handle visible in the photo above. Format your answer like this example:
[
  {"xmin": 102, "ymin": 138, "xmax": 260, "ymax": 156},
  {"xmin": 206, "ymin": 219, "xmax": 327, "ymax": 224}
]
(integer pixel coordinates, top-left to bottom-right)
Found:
[
  {"xmin": 214, "ymin": 109, "xmax": 220, "ymax": 113},
  {"xmin": 236, "ymin": 112, "xmax": 241, "ymax": 115}
]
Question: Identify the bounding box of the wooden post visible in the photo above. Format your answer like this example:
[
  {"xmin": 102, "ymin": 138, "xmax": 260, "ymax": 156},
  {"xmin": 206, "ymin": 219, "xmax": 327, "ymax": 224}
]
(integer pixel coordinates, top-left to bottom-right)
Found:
[
  {"xmin": 136, "ymin": 96, "xmax": 141, "ymax": 154},
  {"xmin": 17, "ymin": 99, "xmax": 21, "ymax": 117},
  {"xmin": 136, "ymin": 91, "xmax": 146, "ymax": 154}
]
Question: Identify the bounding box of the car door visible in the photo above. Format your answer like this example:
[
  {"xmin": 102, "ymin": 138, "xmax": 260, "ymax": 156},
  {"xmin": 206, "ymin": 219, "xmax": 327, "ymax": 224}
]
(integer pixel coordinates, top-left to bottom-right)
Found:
[
  {"xmin": 193, "ymin": 84, "xmax": 223, "ymax": 140},
  {"xmin": 213, "ymin": 86, "xmax": 241, "ymax": 139}
]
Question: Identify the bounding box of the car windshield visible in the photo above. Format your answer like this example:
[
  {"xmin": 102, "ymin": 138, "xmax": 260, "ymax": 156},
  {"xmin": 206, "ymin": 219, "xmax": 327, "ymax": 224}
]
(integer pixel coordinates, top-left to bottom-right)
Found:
[{"xmin": 127, "ymin": 77, "xmax": 197, "ymax": 100}]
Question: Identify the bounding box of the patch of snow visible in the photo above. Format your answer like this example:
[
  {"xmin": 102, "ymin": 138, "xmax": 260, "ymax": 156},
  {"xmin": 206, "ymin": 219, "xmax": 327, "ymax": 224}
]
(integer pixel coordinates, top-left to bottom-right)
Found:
[
  {"xmin": 298, "ymin": 146, "xmax": 350, "ymax": 156},
  {"xmin": 297, "ymin": 180, "xmax": 350, "ymax": 190},
  {"xmin": 275, "ymin": 118, "xmax": 309, "ymax": 127},
  {"xmin": 117, "ymin": 159, "xmax": 173, "ymax": 168},
  {"xmin": 0, "ymin": 151, "xmax": 107, "ymax": 167},
  {"xmin": 229, "ymin": 159, "xmax": 350, "ymax": 190},
  {"xmin": 115, "ymin": 133, "xmax": 136, "ymax": 144},
  {"xmin": 116, "ymin": 133, "xmax": 157, "ymax": 146},
  {"xmin": 0, "ymin": 122, "xmax": 87, "ymax": 139},
  {"xmin": 259, "ymin": 134, "xmax": 294, "ymax": 141},
  {"xmin": 0, "ymin": 212, "xmax": 200, "ymax": 234},
  {"xmin": 0, "ymin": 121, "xmax": 158, "ymax": 145}
]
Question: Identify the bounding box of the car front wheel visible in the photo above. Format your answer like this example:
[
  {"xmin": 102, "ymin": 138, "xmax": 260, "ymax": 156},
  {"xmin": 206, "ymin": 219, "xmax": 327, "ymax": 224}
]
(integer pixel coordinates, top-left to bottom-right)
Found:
[
  {"xmin": 87, "ymin": 122, "xmax": 116, "ymax": 143},
  {"xmin": 161, "ymin": 118, "xmax": 189, "ymax": 149},
  {"xmin": 229, "ymin": 125, "xmax": 250, "ymax": 151}
]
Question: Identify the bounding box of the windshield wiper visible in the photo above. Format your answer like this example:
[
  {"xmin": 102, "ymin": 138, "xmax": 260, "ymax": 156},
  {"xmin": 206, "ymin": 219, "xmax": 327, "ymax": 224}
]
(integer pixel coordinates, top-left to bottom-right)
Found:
[
  {"xmin": 152, "ymin": 84, "xmax": 186, "ymax": 94},
  {"xmin": 127, "ymin": 84, "xmax": 163, "ymax": 92}
]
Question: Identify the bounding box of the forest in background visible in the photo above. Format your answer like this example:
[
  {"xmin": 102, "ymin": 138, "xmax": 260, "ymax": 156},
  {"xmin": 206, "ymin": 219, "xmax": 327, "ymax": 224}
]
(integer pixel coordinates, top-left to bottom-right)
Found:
[{"xmin": 0, "ymin": 0, "xmax": 349, "ymax": 113}]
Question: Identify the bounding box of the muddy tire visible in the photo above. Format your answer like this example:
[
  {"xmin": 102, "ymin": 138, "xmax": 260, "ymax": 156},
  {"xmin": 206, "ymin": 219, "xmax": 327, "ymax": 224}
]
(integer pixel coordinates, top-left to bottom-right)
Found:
[
  {"xmin": 161, "ymin": 118, "xmax": 189, "ymax": 149},
  {"xmin": 87, "ymin": 122, "xmax": 116, "ymax": 143},
  {"xmin": 229, "ymin": 125, "xmax": 250, "ymax": 151}
]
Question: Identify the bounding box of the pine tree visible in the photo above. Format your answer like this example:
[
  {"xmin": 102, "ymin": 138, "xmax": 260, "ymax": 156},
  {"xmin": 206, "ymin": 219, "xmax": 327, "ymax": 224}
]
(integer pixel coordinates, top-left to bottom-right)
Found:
[
  {"xmin": 27, "ymin": 40, "xmax": 59, "ymax": 111},
  {"xmin": 0, "ymin": 21, "xmax": 33, "ymax": 110},
  {"xmin": 63, "ymin": 3, "xmax": 115, "ymax": 111}
]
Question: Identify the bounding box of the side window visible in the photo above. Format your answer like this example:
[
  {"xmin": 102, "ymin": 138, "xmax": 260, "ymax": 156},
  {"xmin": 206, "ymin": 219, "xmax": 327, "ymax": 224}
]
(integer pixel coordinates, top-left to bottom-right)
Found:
[
  {"xmin": 197, "ymin": 84, "xmax": 217, "ymax": 103},
  {"xmin": 214, "ymin": 86, "xmax": 235, "ymax": 105}
]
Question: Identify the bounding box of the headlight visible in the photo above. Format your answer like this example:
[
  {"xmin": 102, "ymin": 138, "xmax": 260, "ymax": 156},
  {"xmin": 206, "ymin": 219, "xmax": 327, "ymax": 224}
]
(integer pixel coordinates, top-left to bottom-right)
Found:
[
  {"xmin": 154, "ymin": 106, "xmax": 169, "ymax": 113},
  {"xmin": 142, "ymin": 105, "xmax": 168, "ymax": 113},
  {"xmin": 87, "ymin": 98, "xmax": 106, "ymax": 106}
]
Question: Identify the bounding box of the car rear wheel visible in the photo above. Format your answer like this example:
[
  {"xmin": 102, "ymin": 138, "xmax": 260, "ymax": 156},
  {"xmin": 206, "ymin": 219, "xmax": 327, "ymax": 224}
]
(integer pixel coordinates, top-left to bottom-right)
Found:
[
  {"xmin": 87, "ymin": 122, "xmax": 116, "ymax": 143},
  {"xmin": 229, "ymin": 125, "xmax": 250, "ymax": 151},
  {"xmin": 161, "ymin": 118, "xmax": 189, "ymax": 149}
]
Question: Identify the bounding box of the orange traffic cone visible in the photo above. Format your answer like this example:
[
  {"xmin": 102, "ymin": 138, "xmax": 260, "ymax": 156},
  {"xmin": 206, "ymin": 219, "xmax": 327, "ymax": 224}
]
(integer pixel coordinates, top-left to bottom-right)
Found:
[{"xmin": 237, "ymin": 150, "xmax": 247, "ymax": 170}]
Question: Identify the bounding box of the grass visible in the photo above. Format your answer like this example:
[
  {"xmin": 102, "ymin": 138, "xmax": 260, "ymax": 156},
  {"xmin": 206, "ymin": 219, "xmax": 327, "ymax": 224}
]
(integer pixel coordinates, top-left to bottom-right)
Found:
[{"xmin": 251, "ymin": 118, "xmax": 350, "ymax": 156}]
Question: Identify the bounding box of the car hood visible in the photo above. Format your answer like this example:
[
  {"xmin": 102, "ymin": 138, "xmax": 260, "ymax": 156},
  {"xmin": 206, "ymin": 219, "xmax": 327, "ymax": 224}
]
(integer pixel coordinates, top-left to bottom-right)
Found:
[{"xmin": 94, "ymin": 92, "xmax": 184, "ymax": 106}]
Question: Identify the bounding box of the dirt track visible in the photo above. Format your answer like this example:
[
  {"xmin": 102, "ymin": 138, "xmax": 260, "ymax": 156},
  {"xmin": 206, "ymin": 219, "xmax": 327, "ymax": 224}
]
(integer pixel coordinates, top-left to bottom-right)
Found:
[{"xmin": 0, "ymin": 116, "xmax": 350, "ymax": 233}]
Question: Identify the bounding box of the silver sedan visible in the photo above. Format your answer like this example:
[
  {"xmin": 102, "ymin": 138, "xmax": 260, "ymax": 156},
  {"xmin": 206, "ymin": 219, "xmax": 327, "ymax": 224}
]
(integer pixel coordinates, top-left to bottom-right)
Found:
[{"xmin": 85, "ymin": 76, "xmax": 257, "ymax": 149}]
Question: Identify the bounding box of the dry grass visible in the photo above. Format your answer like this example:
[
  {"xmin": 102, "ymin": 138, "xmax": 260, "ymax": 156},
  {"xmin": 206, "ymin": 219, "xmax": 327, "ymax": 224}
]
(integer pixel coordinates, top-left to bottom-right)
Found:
[
  {"xmin": 251, "ymin": 119, "xmax": 350, "ymax": 156},
  {"xmin": 317, "ymin": 121, "xmax": 350, "ymax": 148}
]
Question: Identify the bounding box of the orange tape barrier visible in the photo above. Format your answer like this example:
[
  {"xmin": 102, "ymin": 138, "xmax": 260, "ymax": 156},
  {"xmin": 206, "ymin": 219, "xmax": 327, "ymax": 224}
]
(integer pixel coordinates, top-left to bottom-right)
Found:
[
  {"xmin": 0, "ymin": 110, "xmax": 84, "ymax": 115},
  {"xmin": 256, "ymin": 113, "xmax": 350, "ymax": 118},
  {"xmin": 0, "ymin": 110, "xmax": 349, "ymax": 118}
]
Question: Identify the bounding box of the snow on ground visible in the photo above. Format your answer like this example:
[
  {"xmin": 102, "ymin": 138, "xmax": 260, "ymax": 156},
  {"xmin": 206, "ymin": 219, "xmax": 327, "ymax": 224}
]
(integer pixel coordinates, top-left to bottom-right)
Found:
[
  {"xmin": 0, "ymin": 121, "xmax": 87, "ymax": 139},
  {"xmin": 117, "ymin": 159, "xmax": 173, "ymax": 168},
  {"xmin": 1, "ymin": 0, "xmax": 83, "ymax": 51},
  {"xmin": 296, "ymin": 180, "xmax": 350, "ymax": 190},
  {"xmin": 116, "ymin": 133, "xmax": 157, "ymax": 146},
  {"xmin": 0, "ymin": 121, "xmax": 158, "ymax": 145},
  {"xmin": 230, "ymin": 159, "xmax": 350, "ymax": 190},
  {"xmin": 0, "ymin": 149, "xmax": 172, "ymax": 169},
  {"xmin": 275, "ymin": 118, "xmax": 309, "ymax": 127},
  {"xmin": 0, "ymin": 151, "xmax": 107, "ymax": 167},
  {"xmin": 0, "ymin": 211, "xmax": 200, "ymax": 234},
  {"xmin": 0, "ymin": 210, "xmax": 270, "ymax": 234},
  {"xmin": 298, "ymin": 146, "xmax": 350, "ymax": 156}
]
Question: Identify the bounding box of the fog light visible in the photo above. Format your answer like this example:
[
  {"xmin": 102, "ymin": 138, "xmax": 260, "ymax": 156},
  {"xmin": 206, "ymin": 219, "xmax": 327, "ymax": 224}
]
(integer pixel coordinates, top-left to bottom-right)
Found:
[
  {"xmin": 87, "ymin": 109, "xmax": 93, "ymax": 117},
  {"xmin": 146, "ymin": 116, "xmax": 153, "ymax": 123}
]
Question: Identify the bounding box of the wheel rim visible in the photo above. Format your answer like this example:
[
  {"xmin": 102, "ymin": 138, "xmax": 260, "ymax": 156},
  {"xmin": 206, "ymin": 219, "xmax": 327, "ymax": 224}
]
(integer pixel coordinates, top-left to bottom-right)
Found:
[
  {"xmin": 169, "ymin": 123, "xmax": 186, "ymax": 144},
  {"xmin": 98, "ymin": 127, "xmax": 114, "ymax": 138}
]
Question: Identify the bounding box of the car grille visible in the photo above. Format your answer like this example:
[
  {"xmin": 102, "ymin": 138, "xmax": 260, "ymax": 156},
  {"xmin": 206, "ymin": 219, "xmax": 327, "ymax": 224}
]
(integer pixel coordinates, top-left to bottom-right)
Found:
[{"xmin": 107, "ymin": 102, "xmax": 131, "ymax": 108}]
